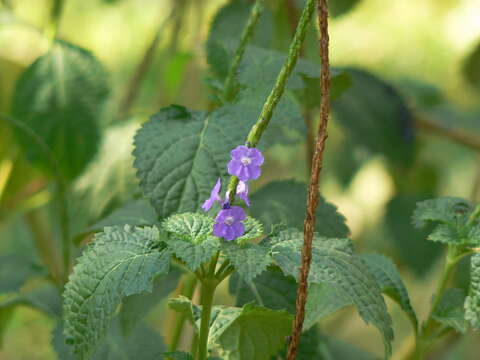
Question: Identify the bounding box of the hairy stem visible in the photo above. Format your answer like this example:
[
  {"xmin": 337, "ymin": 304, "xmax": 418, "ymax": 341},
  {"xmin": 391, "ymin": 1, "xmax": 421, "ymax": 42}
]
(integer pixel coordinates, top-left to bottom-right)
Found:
[
  {"xmin": 223, "ymin": 0, "xmax": 266, "ymax": 102},
  {"xmin": 287, "ymin": 0, "xmax": 331, "ymax": 358},
  {"xmin": 169, "ymin": 273, "xmax": 198, "ymax": 351},
  {"xmin": 227, "ymin": 0, "xmax": 317, "ymax": 200},
  {"xmin": 197, "ymin": 279, "xmax": 217, "ymax": 360}
]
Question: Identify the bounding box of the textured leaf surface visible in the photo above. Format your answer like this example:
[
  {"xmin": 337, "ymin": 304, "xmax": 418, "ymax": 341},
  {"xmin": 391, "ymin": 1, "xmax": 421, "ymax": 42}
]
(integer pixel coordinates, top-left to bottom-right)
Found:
[
  {"xmin": 360, "ymin": 253, "xmax": 417, "ymax": 327},
  {"xmin": 235, "ymin": 217, "xmax": 264, "ymax": 244},
  {"xmin": 271, "ymin": 229, "xmax": 393, "ymax": 356},
  {"xmin": 432, "ymin": 288, "xmax": 468, "ymax": 333},
  {"xmin": 166, "ymin": 235, "xmax": 220, "ymax": 272},
  {"xmin": 12, "ymin": 41, "xmax": 109, "ymax": 180},
  {"xmin": 251, "ymin": 180, "xmax": 349, "ymax": 238},
  {"xmin": 465, "ymin": 253, "xmax": 480, "ymax": 329},
  {"xmin": 208, "ymin": 303, "xmax": 292, "ymax": 360},
  {"xmin": 133, "ymin": 105, "xmax": 266, "ymax": 219},
  {"xmin": 162, "ymin": 213, "xmax": 215, "ymax": 244},
  {"xmin": 63, "ymin": 225, "xmax": 171, "ymax": 359},
  {"xmin": 221, "ymin": 241, "xmax": 271, "ymax": 283},
  {"xmin": 332, "ymin": 68, "xmax": 415, "ymax": 166}
]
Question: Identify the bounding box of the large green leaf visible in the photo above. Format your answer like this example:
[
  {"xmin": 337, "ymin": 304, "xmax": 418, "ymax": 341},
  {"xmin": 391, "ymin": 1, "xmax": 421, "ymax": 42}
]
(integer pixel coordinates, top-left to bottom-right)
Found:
[
  {"xmin": 332, "ymin": 68, "xmax": 416, "ymax": 167},
  {"xmin": 432, "ymin": 288, "xmax": 468, "ymax": 334},
  {"xmin": 63, "ymin": 225, "xmax": 171, "ymax": 359},
  {"xmin": 221, "ymin": 241, "xmax": 271, "ymax": 283},
  {"xmin": 11, "ymin": 41, "xmax": 110, "ymax": 180},
  {"xmin": 271, "ymin": 229, "xmax": 394, "ymax": 357},
  {"xmin": 165, "ymin": 236, "xmax": 220, "ymax": 272},
  {"xmin": 360, "ymin": 253, "xmax": 417, "ymax": 328},
  {"xmin": 250, "ymin": 180, "xmax": 350, "ymax": 238},
  {"xmin": 162, "ymin": 213, "xmax": 215, "ymax": 244},
  {"xmin": 465, "ymin": 253, "xmax": 480, "ymax": 329}
]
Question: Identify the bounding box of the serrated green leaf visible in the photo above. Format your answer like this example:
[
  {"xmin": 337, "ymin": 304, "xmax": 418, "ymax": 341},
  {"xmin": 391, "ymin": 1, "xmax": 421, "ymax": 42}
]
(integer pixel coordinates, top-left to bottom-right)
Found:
[
  {"xmin": 221, "ymin": 241, "xmax": 271, "ymax": 283},
  {"xmin": 166, "ymin": 235, "xmax": 220, "ymax": 272},
  {"xmin": 360, "ymin": 253, "xmax": 417, "ymax": 328},
  {"xmin": 462, "ymin": 40, "xmax": 480, "ymax": 91},
  {"xmin": 271, "ymin": 229, "xmax": 393, "ymax": 357},
  {"xmin": 234, "ymin": 217, "xmax": 264, "ymax": 244},
  {"xmin": 432, "ymin": 288, "xmax": 468, "ymax": 333},
  {"xmin": 164, "ymin": 351, "xmax": 194, "ymax": 360},
  {"xmin": 465, "ymin": 253, "xmax": 480, "ymax": 329},
  {"xmin": 162, "ymin": 213, "xmax": 215, "ymax": 244},
  {"xmin": 63, "ymin": 225, "xmax": 171, "ymax": 359},
  {"xmin": 133, "ymin": 105, "xmax": 267, "ymax": 219},
  {"xmin": 120, "ymin": 268, "xmax": 182, "ymax": 333},
  {"xmin": 250, "ymin": 180, "xmax": 350, "ymax": 238},
  {"xmin": 11, "ymin": 41, "xmax": 110, "ymax": 180},
  {"xmin": 332, "ymin": 68, "xmax": 415, "ymax": 167},
  {"xmin": 208, "ymin": 303, "xmax": 293, "ymax": 360}
]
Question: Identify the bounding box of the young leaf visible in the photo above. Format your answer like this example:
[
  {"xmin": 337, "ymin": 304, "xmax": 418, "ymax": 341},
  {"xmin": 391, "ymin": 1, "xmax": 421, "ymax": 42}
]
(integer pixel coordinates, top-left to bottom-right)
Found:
[
  {"xmin": 63, "ymin": 225, "xmax": 171, "ymax": 359},
  {"xmin": 271, "ymin": 229, "xmax": 394, "ymax": 357},
  {"xmin": 465, "ymin": 253, "xmax": 480, "ymax": 329},
  {"xmin": 360, "ymin": 253, "xmax": 417, "ymax": 328},
  {"xmin": 166, "ymin": 235, "xmax": 220, "ymax": 272},
  {"xmin": 208, "ymin": 303, "xmax": 293, "ymax": 360},
  {"xmin": 250, "ymin": 180, "xmax": 350, "ymax": 238},
  {"xmin": 162, "ymin": 213, "xmax": 215, "ymax": 244},
  {"xmin": 332, "ymin": 68, "xmax": 415, "ymax": 167},
  {"xmin": 234, "ymin": 216, "xmax": 263, "ymax": 244},
  {"xmin": 432, "ymin": 288, "xmax": 468, "ymax": 334},
  {"xmin": 221, "ymin": 241, "xmax": 271, "ymax": 283},
  {"xmin": 11, "ymin": 41, "xmax": 110, "ymax": 180}
]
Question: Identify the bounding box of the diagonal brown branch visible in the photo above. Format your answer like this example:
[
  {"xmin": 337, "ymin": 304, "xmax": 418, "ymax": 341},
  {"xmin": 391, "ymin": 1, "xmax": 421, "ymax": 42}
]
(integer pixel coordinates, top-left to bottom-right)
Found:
[{"xmin": 287, "ymin": 0, "xmax": 331, "ymax": 358}]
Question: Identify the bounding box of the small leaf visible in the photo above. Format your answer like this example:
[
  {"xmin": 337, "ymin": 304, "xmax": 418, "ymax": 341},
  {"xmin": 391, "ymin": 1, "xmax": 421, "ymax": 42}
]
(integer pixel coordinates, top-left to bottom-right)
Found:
[
  {"xmin": 432, "ymin": 288, "xmax": 468, "ymax": 334},
  {"xmin": 63, "ymin": 225, "xmax": 171, "ymax": 359},
  {"xmin": 250, "ymin": 180, "xmax": 350, "ymax": 238},
  {"xmin": 162, "ymin": 213, "xmax": 215, "ymax": 244},
  {"xmin": 234, "ymin": 216, "xmax": 264, "ymax": 244},
  {"xmin": 221, "ymin": 241, "xmax": 271, "ymax": 283},
  {"xmin": 271, "ymin": 229, "xmax": 393, "ymax": 357},
  {"xmin": 12, "ymin": 41, "xmax": 110, "ymax": 180},
  {"xmin": 360, "ymin": 253, "xmax": 417, "ymax": 328},
  {"xmin": 465, "ymin": 253, "xmax": 480, "ymax": 329}
]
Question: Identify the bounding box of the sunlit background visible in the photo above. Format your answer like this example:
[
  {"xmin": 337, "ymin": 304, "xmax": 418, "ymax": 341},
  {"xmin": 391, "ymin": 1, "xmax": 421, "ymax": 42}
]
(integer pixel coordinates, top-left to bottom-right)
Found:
[{"xmin": 1, "ymin": 0, "xmax": 480, "ymax": 359}]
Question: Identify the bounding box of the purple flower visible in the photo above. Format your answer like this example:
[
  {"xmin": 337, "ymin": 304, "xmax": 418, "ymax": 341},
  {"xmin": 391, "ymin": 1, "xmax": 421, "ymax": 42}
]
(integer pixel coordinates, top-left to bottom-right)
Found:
[
  {"xmin": 213, "ymin": 206, "xmax": 246, "ymax": 241},
  {"xmin": 201, "ymin": 178, "xmax": 222, "ymax": 212},
  {"xmin": 236, "ymin": 181, "xmax": 250, "ymax": 207},
  {"xmin": 227, "ymin": 145, "xmax": 264, "ymax": 181}
]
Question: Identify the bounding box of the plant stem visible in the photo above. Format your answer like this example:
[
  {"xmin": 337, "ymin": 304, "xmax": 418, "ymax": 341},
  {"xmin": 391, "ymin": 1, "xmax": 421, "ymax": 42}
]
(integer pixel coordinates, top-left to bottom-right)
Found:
[
  {"xmin": 287, "ymin": 0, "xmax": 331, "ymax": 358},
  {"xmin": 169, "ymin": 273, "xmax": 198, "ymax": 351},
  {"xmin": 197, "ymin": 279, "xmax": 217, "ymax": 360},
  {"xmin": 223, "ymin": 0, "xmax": 265, "ymax": 102},
  {"xmin": 46, "ymin": 0, "xmax": 66, "ymax": 43},
  {"xmin": 227, "ymin": 0, "xmax": 317, "ymax": 201}
]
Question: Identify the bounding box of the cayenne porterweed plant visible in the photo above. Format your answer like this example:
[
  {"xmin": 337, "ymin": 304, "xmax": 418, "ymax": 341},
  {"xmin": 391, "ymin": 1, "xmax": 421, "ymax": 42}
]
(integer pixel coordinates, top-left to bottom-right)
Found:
[{"xmin": 1, "ymin": 0, "xmax": 480, "ymax": 360}]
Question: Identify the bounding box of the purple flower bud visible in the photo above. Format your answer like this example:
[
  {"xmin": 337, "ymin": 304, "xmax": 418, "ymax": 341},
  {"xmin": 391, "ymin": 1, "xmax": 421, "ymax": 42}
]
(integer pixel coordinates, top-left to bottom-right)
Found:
[
  {"xmin": 201, "ymin": 178, "xmax": 222, "ymax": 212},
  {"xmin": 236, "ymin": 181, "xmax": 250, "ymax": 207},
  {"xmin": 213, "ymin": 206, "xmax": 246, "ymax": 241},
  {"xmin": 227, "ymin": 145, "xmax": 264, "ymax": 182}
]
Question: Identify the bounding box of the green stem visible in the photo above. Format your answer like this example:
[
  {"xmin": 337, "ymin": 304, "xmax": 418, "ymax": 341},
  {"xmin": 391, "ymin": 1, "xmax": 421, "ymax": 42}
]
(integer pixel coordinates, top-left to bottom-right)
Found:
[
  {"xmin": 169, "ymin": 273, "xmax": 198, "ymax": 352},
  {"xmin": 223, "ymin": 0, "xmax": 265, "ymax": 102},
  {"xmin": 467, "ymin": 203, "xmax": 480, "ymax": 227},
  {"xmin": 197, "ymin": 279, "xmax": 217, "ymax": 360},
  {"xmin": 227, "ymin": 0, "xmax": 316, "ymax": 200},
  {"xmin": 46, "ymin": 0, "xmax": 66, "ymax": 43},
  {"xmin": 414, "ymin": 245, "xmax": 461, "ymax": 359}
]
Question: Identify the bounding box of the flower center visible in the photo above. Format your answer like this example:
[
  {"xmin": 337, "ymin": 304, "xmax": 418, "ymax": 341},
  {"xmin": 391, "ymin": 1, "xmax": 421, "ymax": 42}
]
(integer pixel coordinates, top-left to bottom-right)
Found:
[
  {"xmin": 240, "ymin": 156, "xmax": 252, "ymax": 165},
  {"xmin": 224, "ymin": 216, "xmax": 235, "ymax": 226}
]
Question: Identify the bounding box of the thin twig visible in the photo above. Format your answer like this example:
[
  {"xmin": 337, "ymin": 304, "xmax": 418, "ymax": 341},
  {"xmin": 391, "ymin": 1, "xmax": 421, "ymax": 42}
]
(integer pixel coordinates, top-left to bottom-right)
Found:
[
  {"xmin": 117, "ymin": 6, "xmax": 176, "ymax": 117},
  {"xmin": 287, "ymin": 0, "xmax": 330, "ymax": 358},
  {"xmin": 415, "ymin": 115, "xmax": 480, "ymax": 152}
]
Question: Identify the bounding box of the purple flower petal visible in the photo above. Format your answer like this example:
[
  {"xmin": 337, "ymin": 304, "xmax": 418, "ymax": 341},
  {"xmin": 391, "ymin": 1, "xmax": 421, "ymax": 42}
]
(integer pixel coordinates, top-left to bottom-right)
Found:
[
  {"xmin": 236, "ymin": 181, "xmax": 250, "ymax": 207},
  {"xmin": 213, "ymin": 206, "xmax": 246, "ymax": 241},
  {"xmin": 229, "ymin": 206, "xmax": 246, "ymax": 221},
  {"xmin": 246, "ymin": 148, "xmax": 264, "ymax": 166},
  {"xmin": 201, "ymin": 178, "xmax": 222, "ymax": 212},
  {"xmin": 227, "ymin": 146, "xmax": 264, "ymax": 181},
  {"xmin": 230, "ymin": 145, "xmax": 248, "ymax": 159}
]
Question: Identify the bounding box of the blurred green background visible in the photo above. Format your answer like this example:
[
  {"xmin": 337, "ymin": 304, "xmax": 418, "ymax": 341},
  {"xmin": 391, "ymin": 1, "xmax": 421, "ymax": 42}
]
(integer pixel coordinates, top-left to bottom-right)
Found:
[{"xmin": 1, "ymin": 0, "xmax": 480, "ymax": 359}]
